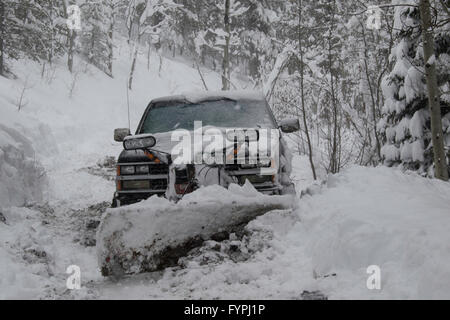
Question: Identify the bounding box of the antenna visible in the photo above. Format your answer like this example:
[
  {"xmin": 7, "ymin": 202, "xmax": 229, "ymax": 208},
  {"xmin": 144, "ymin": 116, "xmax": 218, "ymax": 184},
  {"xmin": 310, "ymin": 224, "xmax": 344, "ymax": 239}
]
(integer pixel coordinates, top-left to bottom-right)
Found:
[{"xmin": 126, "ymin": 81, "xmax": 131, "ymax": 131}]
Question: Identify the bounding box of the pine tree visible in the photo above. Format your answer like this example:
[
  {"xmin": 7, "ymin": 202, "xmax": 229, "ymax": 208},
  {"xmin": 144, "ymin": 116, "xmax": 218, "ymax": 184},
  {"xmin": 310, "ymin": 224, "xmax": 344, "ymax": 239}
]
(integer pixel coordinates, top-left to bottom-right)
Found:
[
  {"xmin": 0, "ymin": 0, "xmax": 66, "ymax": 76},
  {"xmin": 80, "ymin": 0, "xmax": 110, "ymax": 73},
  {"xmin": 125, "ymin": 0, "xmax": 180, "ymax": 89},
  {"xmin": 380, "ymin": 0, "xmax": 450, "ymax": 177}
]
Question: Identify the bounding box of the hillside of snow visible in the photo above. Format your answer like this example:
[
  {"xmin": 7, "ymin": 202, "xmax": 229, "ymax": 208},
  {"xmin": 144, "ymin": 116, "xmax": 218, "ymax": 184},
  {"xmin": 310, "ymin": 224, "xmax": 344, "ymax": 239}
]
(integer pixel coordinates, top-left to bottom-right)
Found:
[
  {"xmin": 0, "ymin": 41, "xmax": 224, "ymax": 209},
  {"xmin": 1, "ymin": 43, "xmax": 450, "ymax": 300}
]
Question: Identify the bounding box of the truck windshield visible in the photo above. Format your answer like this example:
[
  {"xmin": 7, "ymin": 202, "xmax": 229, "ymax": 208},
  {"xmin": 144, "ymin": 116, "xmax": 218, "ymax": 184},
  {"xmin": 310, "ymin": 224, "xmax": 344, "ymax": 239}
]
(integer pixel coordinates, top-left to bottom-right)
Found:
[{"xmin": 139, "ymin": 99, "xmax": 276, "ymax": 134}]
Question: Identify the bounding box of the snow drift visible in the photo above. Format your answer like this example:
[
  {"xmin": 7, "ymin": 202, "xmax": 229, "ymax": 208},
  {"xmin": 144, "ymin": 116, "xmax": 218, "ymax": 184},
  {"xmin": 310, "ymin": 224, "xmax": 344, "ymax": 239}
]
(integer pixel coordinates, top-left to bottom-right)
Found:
[
  {"xmin": 0, "ymin": 124, "xmax": 48, "ymax": 208},
  {"xmin": 97, "ymin": 166, "xmax": 450, "ymax": 300},
  {"xmin": 96, "ymin": 182, "xmax": 295, "ymax": 277},
  {"xmin": 298, "ymin": 166, "xmax": 450, "ymax": 299}
]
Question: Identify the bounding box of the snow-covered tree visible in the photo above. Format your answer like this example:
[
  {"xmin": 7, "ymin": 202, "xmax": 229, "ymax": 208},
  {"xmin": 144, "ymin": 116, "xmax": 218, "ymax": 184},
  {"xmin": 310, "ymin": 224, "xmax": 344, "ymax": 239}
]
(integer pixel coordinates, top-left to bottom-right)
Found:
[
  {"xmin": 0, "ymin": 0, "xmax": 21, "ymax": 76},
  {"xmin": 80, "ymin": 0, "xmax": 110, "ymax": 73},
  {"xmin": 0, "ymin": 0, "xmax": 66, "ymax": 76},
  {"xmin": 104, "ymin": 0, "xmax": 125, "ymax": 77},
  {"xmin": 343, "ymin": 2, "xmax": 395, "ymax": 166},
  {"xmin": 125, "ymin": 0, "xmax": 180, "ymax": 89},
  {"xmin": 379, "ymin": 0, "xmax": 450, "ymax": 177}
]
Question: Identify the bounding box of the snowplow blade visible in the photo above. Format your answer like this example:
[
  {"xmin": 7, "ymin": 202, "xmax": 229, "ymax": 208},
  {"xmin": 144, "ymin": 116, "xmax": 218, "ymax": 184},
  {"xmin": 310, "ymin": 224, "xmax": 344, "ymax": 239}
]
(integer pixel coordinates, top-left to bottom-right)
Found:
[{"xmin": 97, "ymin": 183, "xmax": 295, "ymax": 277}]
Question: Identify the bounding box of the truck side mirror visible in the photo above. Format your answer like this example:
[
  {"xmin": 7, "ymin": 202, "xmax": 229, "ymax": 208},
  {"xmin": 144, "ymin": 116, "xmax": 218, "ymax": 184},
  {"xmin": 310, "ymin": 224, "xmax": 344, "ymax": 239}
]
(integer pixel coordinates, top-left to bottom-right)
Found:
[
  {"xmin": 114, "ymin": 128, "xmax": 131, "ymax": 142},
  {"xmin": 279, "ymin": 118, "xmax": 300, "ymax": 133}
]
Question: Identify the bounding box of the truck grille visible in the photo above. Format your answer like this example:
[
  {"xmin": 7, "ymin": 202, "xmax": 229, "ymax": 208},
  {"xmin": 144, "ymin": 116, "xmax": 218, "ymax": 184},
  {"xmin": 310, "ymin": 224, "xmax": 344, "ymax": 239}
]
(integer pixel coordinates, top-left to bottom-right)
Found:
[{"xmin": 149, "ymin": 164, "xmax": 169, "ymax": 175}]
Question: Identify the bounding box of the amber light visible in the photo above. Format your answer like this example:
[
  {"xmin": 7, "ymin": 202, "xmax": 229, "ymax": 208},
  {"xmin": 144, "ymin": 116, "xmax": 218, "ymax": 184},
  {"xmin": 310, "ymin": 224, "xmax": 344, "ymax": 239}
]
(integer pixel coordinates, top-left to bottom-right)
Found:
[
  {"xmin": 116, "ymin": 166, "xmax": 121, "ymax": 176},
  {"xmin": 145, "ymin": 151, "xmax": 162, "ymax": 164}
]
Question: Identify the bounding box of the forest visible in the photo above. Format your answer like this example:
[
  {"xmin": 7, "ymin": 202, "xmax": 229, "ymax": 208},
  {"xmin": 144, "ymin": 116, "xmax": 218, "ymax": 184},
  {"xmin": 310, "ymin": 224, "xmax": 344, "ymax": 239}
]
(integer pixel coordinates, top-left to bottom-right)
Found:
[
  {"xmin": 1, "ymin": 0, "xmax": 450, "ymax": 301},
  {"xmin": 1, "ymin": 0, "xmax": 449, "ymax": 180}
]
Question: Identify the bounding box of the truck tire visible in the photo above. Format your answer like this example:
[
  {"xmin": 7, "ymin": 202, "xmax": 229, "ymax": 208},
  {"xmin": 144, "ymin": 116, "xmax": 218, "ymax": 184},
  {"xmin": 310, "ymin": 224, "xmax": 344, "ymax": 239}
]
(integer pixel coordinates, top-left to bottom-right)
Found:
[{"xmin": 111, "ymin": 198, "xmax": 120, "ymax": 208}]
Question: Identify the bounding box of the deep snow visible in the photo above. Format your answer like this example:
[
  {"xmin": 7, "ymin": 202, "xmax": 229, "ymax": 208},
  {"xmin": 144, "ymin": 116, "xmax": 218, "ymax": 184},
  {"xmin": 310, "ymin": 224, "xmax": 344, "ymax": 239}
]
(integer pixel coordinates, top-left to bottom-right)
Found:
[
  {"xmin": 92, "ymin": 166, "xmax": 450, "ymax": 300},
  {"xmin": 1, "ymin": 42, "xmax": 450, "ymax": 300},
  {"xmin": 97, "ymin": 182, "xmax": 295, "ymax": 277}
]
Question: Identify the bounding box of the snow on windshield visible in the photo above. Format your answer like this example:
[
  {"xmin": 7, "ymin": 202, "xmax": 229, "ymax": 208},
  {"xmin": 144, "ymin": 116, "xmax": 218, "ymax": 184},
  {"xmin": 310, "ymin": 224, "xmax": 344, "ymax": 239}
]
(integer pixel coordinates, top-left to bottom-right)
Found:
[{"xmin": 139, "ymin": 99, "xmax": 276, "ymax": 134}]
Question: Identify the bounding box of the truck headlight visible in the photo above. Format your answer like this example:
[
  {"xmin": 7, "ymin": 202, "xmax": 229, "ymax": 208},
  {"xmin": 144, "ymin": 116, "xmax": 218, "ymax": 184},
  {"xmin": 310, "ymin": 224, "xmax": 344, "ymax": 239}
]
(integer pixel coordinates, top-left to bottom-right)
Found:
[
  {"xmin": 122, "ymin": 180, "xmax": 150, "ymax": 190},
  {"xmin": 136, "ymin": 165, "xmax": 149, "ymax": 174},
  {"xmin": 121, "ymin": 165, "xmax": 135, "ymax": 175}
]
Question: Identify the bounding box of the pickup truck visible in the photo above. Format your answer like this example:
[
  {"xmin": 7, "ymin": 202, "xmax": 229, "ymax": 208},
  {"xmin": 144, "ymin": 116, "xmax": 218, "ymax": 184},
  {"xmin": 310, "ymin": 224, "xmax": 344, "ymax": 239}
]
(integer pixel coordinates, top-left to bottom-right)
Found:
[{"xmin": 112, "ymin": 91, "xmax": 299, "ymax": 207}]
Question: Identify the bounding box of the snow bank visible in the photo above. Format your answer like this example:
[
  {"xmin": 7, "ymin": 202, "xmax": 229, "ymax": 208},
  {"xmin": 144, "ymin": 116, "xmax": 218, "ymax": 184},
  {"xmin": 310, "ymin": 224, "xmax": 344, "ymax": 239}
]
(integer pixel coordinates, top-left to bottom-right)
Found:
[
  {"xmin": 0, "ymin": 124, "xmax": 48, "ymax": 208},
  {"xmin": 98, "ymin": 166, "xmax": 450, "ymax": 300},
  {"xmin": 299, "ymin": 166, "xmax": 450, "ymax": 299},
  {"xmin": 0, "ymin": 75, "xmax": 59, "ymax": 208},
  {"xmin": 0, "ymin": 207, "xmax": 54, "ymax": 299},
  {"xmin": 96, "ymin": 182, "xmax": 295, "ymax": 277}
]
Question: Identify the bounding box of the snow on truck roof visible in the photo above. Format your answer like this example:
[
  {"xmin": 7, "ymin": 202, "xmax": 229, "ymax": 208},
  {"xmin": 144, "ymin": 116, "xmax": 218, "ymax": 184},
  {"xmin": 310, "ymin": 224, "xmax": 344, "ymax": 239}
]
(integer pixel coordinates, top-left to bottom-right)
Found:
[{"xmin": 150, "ymin": 90, "xmax": 266, "ymax": 104}]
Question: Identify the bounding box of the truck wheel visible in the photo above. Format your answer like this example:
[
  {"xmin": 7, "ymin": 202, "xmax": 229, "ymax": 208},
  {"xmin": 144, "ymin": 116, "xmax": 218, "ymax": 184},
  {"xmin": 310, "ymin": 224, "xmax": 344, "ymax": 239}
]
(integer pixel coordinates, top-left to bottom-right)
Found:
[{"xmin": 111, "ymin": 198, "xmax": 120, "ymax": 208}]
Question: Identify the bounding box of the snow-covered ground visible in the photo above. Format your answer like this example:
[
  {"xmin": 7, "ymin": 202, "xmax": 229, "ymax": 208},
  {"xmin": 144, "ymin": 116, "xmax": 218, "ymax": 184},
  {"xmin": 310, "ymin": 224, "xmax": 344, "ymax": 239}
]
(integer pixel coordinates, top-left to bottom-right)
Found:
[
  {"xmin": 1, "ymin": 45, "xmax": 450, "ymax": 300},
  {"xmin": 97, "ymin": 182, "xmax": 295, "ymax": 277}
]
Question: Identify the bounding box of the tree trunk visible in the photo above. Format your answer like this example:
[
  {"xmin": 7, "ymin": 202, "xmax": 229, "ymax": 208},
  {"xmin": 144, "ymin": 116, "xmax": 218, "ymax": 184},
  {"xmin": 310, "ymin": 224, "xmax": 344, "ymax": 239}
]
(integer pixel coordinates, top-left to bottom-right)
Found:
[
  {"xmin": 147, "ymin": 40, "xmax": 151, "ymax": 71},
  {"xmin": 128, "ymin": 45, "xmax": 138, "ymax": 90},
  {"xmin": 329, "ymin": 42, "xmax": 338, "ymax": 173},
  {"xmin": 196, "ymin": 59, "xmax": 209, "ymax": 91},
  {"xmin": 0, "ymin": 1, "xmax": 5, "ymax": 76},
  {"xmin": 361, "ymin": 24, "xmax": 381, "ymax": 161},
  {"xmin": 222, "ymin": 0, "xmax": 231, "ymax": 91},
  {"xmin": 419, "ymin": 0, "xmax": 449, "ymax": 181},
  {"xmin": 107, "ymin": 11, "xmax": 115, "ymax": 78},
  {"xmin": 328, "ymin": 0, "xmax": 339, "ymax": 174},
  {"xmin": 89, "ymin": 29, "xmax": 96, "ymax": 64},
  {"xmin": 48, "ymin": 1, "xmax": 54, "ymax": 65},
  {"xmin": 298, "ymin": 0, "xmax": 317, "ymax": 180},
  {"xmin": 67, "ymin": 30, "xmax": 76, "ymax": 73},
  {"xmin": 62, "ymin": 0, "xmax": 75, "ymax": 73}
]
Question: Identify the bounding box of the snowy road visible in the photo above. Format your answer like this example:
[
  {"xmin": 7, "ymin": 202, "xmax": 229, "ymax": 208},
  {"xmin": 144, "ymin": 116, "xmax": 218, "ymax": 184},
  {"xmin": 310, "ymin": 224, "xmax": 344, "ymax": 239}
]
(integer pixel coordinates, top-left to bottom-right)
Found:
[
  {"xmin": 44, "ymin": 157, "xmax": 450, "ymax": 299},
  {"xmin": 39, "ymin": 154, "xmax": 324, "ymax": 300},
  {"xmin": 1, "ymin": 146, "xmax": 323, "ymax": 300}
]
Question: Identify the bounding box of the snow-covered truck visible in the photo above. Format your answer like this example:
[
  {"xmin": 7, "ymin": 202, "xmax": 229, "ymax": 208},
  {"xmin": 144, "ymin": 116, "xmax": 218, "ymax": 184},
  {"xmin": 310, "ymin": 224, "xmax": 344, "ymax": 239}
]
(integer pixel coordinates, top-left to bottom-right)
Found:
[
  {"xmin": 111, "ymin": 91, "xmax": 299, "ymax": 206},
  {"xmin": 97, "ymin": 91, "xmax": 299, "ymax": 277}
]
